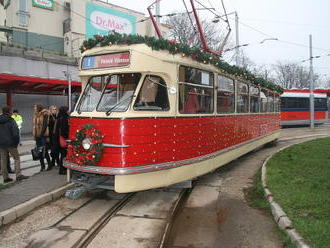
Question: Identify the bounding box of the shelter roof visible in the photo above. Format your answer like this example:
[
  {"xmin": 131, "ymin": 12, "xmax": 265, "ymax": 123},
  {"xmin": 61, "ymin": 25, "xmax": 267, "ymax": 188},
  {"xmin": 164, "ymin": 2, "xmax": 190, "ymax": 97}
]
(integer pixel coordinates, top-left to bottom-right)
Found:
[{"xmin": 0, "ymin": 73, "xmax": 81, "ymax": 95}]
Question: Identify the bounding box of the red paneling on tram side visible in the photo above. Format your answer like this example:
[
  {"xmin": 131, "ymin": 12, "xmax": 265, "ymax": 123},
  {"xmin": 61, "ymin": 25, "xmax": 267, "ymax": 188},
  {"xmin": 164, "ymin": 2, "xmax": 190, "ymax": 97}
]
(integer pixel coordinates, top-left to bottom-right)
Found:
[
  {"xmin": 68, "ymin": 114, "xmax": 280, "ymax": 168},
  {"xmin": 281, "ymin": 111, "xmax": 327, "ymax": 121}
]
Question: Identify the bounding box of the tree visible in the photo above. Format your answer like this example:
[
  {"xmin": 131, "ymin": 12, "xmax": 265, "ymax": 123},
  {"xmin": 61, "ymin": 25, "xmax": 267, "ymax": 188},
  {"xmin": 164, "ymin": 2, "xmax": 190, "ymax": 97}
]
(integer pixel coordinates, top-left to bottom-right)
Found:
[
  {"xmin": 272, "ymin": 62, "xmax": 319, "ymax": 89},
  {"xmin": 323, "ymin": 77, "xmax": 330, "ymax": 88},
  {"xmin": 165, "ymin": 14, "xmax": 232, "ymax": 52}
]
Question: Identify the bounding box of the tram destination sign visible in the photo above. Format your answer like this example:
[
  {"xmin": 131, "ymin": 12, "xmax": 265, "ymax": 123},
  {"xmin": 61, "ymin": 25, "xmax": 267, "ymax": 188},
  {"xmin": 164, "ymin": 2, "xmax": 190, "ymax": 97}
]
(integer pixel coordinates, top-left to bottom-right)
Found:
[{"xmin": 81, "ymin": 52, "xmax": 130, "ymax": 69}]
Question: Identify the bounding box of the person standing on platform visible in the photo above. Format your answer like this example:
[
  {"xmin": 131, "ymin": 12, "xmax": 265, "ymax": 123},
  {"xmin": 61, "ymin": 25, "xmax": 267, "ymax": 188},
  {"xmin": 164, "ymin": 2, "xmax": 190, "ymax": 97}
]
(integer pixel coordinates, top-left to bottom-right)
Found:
[
  {"xmin": 0, "ymin": 152, "xmax": 13, "ymax": 174},
  {"xmin": 33, "ymin": 104, "xmax": 51, "ymax": 171},
  {"xmin": 12, "ymin": 109, "xmax": 23, "ymax": 146},
  {"xmin": 48, "ymin": 105, "xmax": 58, "ymax": 170},
  {"xmin": 0, "ymin": 106, "xmax": 29, "ymax": 183},
  {"xmin": 54, "ymin": 106, "xmax": 69, "ymax": 175}
]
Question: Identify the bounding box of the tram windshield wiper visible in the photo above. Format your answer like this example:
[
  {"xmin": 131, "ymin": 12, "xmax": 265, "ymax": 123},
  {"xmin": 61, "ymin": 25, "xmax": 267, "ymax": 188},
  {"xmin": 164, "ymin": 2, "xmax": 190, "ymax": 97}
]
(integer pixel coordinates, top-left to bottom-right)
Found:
[{"xmin": 105, "ymin": 95, "xmax": 133, "ymax": 116}]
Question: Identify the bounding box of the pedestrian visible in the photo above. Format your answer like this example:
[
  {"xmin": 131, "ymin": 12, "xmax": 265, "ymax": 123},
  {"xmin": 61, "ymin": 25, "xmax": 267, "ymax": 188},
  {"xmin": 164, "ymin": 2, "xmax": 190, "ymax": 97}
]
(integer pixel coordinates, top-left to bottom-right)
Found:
[
  {"xmin": 0, "ymin": 106, "xmax": 29, "ymax": 183},
  {"xmin": 48, "ymin": 105, "xmax": 58, "ymax": 170},
  {"xmin": 53, "ymin": 106, "xmax": 69, "ymax": 175},
  {"xmin": 32, "ymin": 104, "xmax": 51, "ymax": 171},
  {"xmin": 0, "ymin": 152, "xmax": 13, "ymax": 174},
  {"xmin": 11, "ymin": 109, "xmax": 23, "ymax": 146}
]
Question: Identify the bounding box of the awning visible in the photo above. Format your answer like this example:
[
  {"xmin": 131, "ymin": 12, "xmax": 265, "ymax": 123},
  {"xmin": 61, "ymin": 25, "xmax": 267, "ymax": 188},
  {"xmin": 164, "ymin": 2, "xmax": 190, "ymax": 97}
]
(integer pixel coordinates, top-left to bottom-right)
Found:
[
  {"xmin": 0, "ymin": 73, "xmax": 81, "ymax": 95},
  {"xmin": 0, "ymin": 25, "xmax": 13, "ymax": 33}
]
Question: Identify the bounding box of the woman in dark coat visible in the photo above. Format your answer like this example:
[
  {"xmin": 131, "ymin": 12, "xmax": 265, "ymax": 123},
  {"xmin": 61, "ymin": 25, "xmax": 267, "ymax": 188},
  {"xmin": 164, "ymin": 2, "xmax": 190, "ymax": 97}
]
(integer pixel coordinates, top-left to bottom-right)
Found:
[
  {"xmin": 48, "ymin": 105, "xmax": 58, "ymax": 170},
  {"xmin": 33, "ymin": 104, "xmax": 51, "ymax": 171},
  {"xmin": 53, "ymin": 106, "xmax": 69, "ymax": 175}
]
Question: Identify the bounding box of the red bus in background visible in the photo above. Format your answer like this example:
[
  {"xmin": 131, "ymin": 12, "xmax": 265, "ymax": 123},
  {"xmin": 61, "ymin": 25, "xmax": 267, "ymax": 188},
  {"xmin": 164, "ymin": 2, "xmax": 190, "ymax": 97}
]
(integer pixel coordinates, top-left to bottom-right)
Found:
[{"xmin": 281, "ymin": 89, "xmax": 329, "ymax": 126}]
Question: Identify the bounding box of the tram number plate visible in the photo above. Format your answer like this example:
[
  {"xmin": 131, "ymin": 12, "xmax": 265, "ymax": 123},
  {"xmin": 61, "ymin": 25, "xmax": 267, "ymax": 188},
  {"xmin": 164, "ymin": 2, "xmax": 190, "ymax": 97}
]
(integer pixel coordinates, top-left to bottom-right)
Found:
[{"xmin": 82, "ymin": 52, "xmax": 130, "ymax": 69}]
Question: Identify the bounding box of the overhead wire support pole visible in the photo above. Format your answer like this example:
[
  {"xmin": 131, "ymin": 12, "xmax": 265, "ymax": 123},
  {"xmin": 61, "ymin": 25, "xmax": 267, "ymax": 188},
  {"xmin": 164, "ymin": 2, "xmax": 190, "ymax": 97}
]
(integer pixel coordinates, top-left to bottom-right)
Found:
[
  {"xmin": 235, "ymin": 12, "xmax": 239, "ymax": 66},
  {"xmin": 189, "ymin": 0, "xmax": 220, "ymax": 55},
  {"xmin": 147, "ymin": 0, "xmax": 163, "ymax": 38},
  {"xmin": 309, "ymin": 34, "xmax": 314, "ymax": 129}
]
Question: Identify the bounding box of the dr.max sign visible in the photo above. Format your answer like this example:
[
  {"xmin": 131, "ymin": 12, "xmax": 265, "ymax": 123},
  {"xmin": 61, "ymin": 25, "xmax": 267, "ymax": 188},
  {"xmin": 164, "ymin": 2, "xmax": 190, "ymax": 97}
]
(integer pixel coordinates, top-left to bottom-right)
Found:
[
  {"xmin": 32, "ymin": 0, "xmax": 54, "ymax": 9},
  {"xmin": 86, "ymin": 2, "xmax": 136, "ymax": 38}
]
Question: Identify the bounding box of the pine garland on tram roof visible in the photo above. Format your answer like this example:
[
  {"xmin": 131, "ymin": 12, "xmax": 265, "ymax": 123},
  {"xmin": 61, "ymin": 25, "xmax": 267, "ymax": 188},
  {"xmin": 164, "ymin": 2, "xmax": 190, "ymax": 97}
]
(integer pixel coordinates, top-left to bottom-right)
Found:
[{"xmin": 80, "ymin": 33, "xmax": 283, "ymax": 93}]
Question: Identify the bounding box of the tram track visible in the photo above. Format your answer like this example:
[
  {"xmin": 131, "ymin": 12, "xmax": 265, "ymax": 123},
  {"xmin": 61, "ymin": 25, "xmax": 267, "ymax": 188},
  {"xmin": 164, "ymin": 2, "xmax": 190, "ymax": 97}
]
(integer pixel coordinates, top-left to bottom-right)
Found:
[
  {"xmin": 27, "ymin": 186, "xmax": 194, "ymax": 248},
  {"xmin": 158, "ymin": 186, "xmax": 193, "ymax": 248},
  {"xmin": 73, "ymin": 193, "xmax": 135, "ymax": 248}
]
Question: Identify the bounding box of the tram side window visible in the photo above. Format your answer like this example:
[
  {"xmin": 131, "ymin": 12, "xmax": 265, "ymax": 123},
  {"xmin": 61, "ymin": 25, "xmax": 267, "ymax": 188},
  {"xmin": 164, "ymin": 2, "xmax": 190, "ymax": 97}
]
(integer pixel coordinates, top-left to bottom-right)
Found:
[
  {"xmin": 178, "ymin": 66, "xmax": 214, "ymax": 114},
  {"xmin": 78, "ymin": 75, "xmax": 108, "ymax": 112},
  {"xmin": 217, "ymin": 75, "xmax": 235, "ymax": 113},
  {"xmin": 237, "ymin": 82, "xmax": 249, "ymax": 113},
  {"xmin": 250, "ymin": 86, "xmax": 260, "ymax": 113},
  {"xmin": 281, "ymin": 97, "xmax": 309, "ymax": 109},
  {"xmin": 260, "ymin": 89, "xmax": 268, "ymax": 112},
  {"xmin": 274, "ymin": 94, "xmax": 280, "ymax": 112},
  {"xmin": 134, "ymin": 75, "xmax": 170, "ymax": 111},
  {"xmin": 315, "ymin": 98, "xmax": 327, "ymax": 109},
  {"xmin": 267, "ymin": 92, "xmax": 274, "ymax": 112}
]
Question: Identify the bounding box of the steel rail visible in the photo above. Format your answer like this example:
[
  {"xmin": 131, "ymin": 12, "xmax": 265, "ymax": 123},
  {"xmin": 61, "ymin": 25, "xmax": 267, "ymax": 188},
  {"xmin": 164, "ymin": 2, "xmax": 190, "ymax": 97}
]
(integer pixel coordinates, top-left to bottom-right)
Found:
[
  {"xmin": 73, "ymin": 193, "xmax": 135, "ymax": 248},
  {"xmin": 158, "ymin": 184, "xmax": 195, "ymax": 248}
]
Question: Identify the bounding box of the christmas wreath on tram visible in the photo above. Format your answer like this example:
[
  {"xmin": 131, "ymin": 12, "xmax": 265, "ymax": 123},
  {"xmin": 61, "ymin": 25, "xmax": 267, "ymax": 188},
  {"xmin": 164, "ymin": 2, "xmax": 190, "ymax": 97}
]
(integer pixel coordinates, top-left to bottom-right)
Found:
[{"xmin": 67, "ymin": 124, "xmax": 103, "ymax": 166}]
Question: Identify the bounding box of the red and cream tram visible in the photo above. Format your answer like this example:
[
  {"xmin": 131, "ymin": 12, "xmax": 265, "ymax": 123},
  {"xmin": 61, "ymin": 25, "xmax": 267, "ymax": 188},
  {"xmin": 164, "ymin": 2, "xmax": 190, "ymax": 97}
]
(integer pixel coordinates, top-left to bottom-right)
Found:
[
  {"xmin": 281, "ymin": 90, "xmax": 328, "ymax": 126},
  {"xmin": 64, "ymin": 35, "xmax": 281, "ymax": 193}
]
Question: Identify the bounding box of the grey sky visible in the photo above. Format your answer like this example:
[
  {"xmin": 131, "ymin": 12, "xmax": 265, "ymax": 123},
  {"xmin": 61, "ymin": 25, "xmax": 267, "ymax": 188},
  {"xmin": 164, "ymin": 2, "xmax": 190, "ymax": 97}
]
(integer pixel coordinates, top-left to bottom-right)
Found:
[{"xmin": 106, "ymin": 0, "xmax": 330, "ymax": 80}]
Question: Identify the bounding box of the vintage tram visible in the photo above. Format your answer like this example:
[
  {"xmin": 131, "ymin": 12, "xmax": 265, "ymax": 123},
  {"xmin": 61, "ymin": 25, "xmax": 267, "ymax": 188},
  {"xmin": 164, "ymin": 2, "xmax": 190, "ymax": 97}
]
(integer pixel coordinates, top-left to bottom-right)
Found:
[
  {"xmin": 64, "ymin": 35, "xmax": 281, "ymax": 193},
  {"xmin": 280, "ymin": 90, "xmax": 328, "ymax": 126}
]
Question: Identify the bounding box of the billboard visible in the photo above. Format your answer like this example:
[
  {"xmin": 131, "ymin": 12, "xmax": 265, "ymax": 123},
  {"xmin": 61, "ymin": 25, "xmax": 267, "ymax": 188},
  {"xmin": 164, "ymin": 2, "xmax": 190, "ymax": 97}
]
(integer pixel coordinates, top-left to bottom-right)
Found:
[
  {"xmin": 85, "ymin": 2, "xmax": 136, "ymax": 38},
  {"xmin": 32, "ymin": 0, "xmax": 54, "ymax": 10}
]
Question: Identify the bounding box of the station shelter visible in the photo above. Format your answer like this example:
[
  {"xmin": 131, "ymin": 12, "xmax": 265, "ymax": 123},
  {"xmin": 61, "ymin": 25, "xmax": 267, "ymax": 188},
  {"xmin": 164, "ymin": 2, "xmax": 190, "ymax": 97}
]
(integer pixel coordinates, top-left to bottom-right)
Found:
[{"xmin": 0, "ymin": 49, "xmax": 81, "ymax": 134}]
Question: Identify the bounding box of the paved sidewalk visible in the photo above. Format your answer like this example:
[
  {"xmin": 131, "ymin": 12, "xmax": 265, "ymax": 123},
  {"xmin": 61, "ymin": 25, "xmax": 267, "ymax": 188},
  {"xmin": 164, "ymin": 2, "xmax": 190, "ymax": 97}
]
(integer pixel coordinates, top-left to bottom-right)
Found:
[
  {"xmin": 0, "ymin": 136, "xmax": 68, "ymax": 212},
  {"xmin": 0, "ymin": 170, "xmax": 67, "ymax": 212}
]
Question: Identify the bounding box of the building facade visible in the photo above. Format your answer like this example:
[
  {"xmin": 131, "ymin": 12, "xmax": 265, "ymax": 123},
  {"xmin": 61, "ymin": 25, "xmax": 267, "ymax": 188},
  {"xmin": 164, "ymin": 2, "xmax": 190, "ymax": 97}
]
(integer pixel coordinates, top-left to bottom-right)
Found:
[
  {"xmin": 1, "ymin": 0, "xmax": 169, "ymax": 57},
  {"xmin": 0, "ymin": 0, "xmax": 170, "ymax": 134}
]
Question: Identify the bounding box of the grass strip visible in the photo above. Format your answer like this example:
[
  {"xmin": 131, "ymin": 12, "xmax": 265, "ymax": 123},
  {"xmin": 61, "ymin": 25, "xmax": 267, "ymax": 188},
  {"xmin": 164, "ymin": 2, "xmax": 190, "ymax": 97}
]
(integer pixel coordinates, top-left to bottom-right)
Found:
[
  {"xmin": 267, "ymin": 137, "xmax": 330, "ymax": 248},
  {"xmin": 244, "ymin": 170, "xmax": 295, "ymax": 248},
  {"xmin": 0, "ymin": 184, "xmax": 9, "ymax": 191}
]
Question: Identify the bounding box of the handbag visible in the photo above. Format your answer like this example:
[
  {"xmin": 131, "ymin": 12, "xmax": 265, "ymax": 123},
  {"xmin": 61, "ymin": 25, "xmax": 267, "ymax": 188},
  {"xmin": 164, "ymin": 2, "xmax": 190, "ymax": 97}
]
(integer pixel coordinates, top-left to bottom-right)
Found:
[
  {"xmin": 31, "ymin": 146, "xmax": 43, "ymax": 161},
  {"xmin": 59, "ymin": 135, "xmax": 67, "ymax": 148}
]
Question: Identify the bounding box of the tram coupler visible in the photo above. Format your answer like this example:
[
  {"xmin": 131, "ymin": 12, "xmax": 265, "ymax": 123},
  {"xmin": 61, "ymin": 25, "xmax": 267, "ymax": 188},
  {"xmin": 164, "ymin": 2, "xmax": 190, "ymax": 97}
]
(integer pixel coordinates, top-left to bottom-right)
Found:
[
  {"xmin": 65, "ymin": 172, "xmax": 115, "ymax": 199},
  {"xmin": 168, "ymin": 180, "xmax": 193, "ymax": 189}
]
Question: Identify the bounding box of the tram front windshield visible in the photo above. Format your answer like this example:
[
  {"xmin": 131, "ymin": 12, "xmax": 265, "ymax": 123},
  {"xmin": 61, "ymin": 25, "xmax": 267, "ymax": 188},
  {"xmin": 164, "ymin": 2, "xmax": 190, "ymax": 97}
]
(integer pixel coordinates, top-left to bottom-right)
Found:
[{"xmin": 77, "ymin": 73, "xmax": 141, "ymax": 113}]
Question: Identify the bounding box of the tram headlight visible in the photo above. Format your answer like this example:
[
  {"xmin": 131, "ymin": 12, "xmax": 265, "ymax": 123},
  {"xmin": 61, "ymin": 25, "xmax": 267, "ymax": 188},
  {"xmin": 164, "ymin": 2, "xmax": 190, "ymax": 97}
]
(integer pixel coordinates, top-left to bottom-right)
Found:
[{"xmin": 82, "ymin": 138, "xmax": 92, "ymax": 150}]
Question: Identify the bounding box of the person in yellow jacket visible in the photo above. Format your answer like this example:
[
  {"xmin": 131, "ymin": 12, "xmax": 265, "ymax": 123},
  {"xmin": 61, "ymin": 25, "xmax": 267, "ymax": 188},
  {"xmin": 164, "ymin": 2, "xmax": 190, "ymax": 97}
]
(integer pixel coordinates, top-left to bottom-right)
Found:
[{"xmin": 12, "ymin": 109, "xmax": 23, "ymax": 146}]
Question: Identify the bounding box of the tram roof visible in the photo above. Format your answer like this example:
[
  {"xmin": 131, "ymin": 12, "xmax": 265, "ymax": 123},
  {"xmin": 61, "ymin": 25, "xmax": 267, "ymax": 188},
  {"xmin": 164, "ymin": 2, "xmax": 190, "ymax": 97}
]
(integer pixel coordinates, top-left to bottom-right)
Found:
[
  {"xmin": 281, "ymin": 92, "xmax": 327, "ymax": 98},
  {"xmin": 79, "ymin": 43, "xmax": 220, "ymax": 76}
]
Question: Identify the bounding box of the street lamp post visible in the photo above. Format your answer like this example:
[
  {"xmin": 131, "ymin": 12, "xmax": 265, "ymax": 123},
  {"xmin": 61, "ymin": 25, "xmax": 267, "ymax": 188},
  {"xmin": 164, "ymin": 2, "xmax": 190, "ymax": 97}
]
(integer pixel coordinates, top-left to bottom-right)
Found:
[
  {"xmin": 63, "ymin": 68, "xmax": 72, "ymax": 112},
  {"xmin": 235, "ymin": 12, "xmax": 239, "ymax": 66},
  {"xmin": 309, "ymin": 34, "xmax": 315, "ymax": 129}
]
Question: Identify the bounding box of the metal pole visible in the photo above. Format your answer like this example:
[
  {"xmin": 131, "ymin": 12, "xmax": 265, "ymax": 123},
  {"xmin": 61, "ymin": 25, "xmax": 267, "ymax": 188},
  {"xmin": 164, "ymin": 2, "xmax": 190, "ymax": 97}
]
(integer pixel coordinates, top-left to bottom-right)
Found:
[
  {"xmin": 235, "ymin": 12, "xmax": 239, "ymax": 66},
  {"xmin": 68, "ymin": 71, "xmax": 72, "ymax": 112},
  {"xmin": 309, "ymin": 34, "xmax": 314, "ymax": 129}
]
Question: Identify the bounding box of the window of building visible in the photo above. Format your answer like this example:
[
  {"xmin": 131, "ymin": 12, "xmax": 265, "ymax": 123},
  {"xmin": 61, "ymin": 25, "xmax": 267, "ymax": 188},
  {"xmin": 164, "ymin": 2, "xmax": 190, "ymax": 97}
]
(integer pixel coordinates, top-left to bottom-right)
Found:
[
  {"xmin": 217, "ymin": 75, "xmax": 235, "ymax": 113},
  {"xmin": 260, "ymin": 89, "xmax": 268, "ymax": 112},
  {"xmin": 18, "ymin": 0, "xmax": 29, "ymax": 26},
  {"xmin": 179, "ymin": 66, "xmax": 214, "ymax": 114},
  {"xmin": 250, "ymin": 86, "xmax": 260, "ymax": 113},
  {"xmin": 133, "ymin": 75, "xmax": 170, "ymax": 111},
  {"xmin": 237, "ymin": 81, "xmax": 249, "ymax": 113}
]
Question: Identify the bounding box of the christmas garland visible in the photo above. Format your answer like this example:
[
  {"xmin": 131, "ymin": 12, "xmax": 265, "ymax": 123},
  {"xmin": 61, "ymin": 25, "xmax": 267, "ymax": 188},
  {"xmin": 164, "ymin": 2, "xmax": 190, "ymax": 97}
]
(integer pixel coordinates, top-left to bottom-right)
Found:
[
  {"xmin": 80, "ymin": 33, "xmax": 283, "ymax": 93},
  {"xmin": 67, "ymin": 124, "xmax": 103, "ymax": 166}
]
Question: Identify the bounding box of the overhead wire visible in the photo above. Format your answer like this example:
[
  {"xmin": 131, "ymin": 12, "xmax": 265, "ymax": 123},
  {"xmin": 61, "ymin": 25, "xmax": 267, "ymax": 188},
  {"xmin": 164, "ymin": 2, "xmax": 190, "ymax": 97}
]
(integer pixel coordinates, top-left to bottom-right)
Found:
[{"xmin": 182, "ymin": 0, "xmax": 198, "ymax": 36}]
